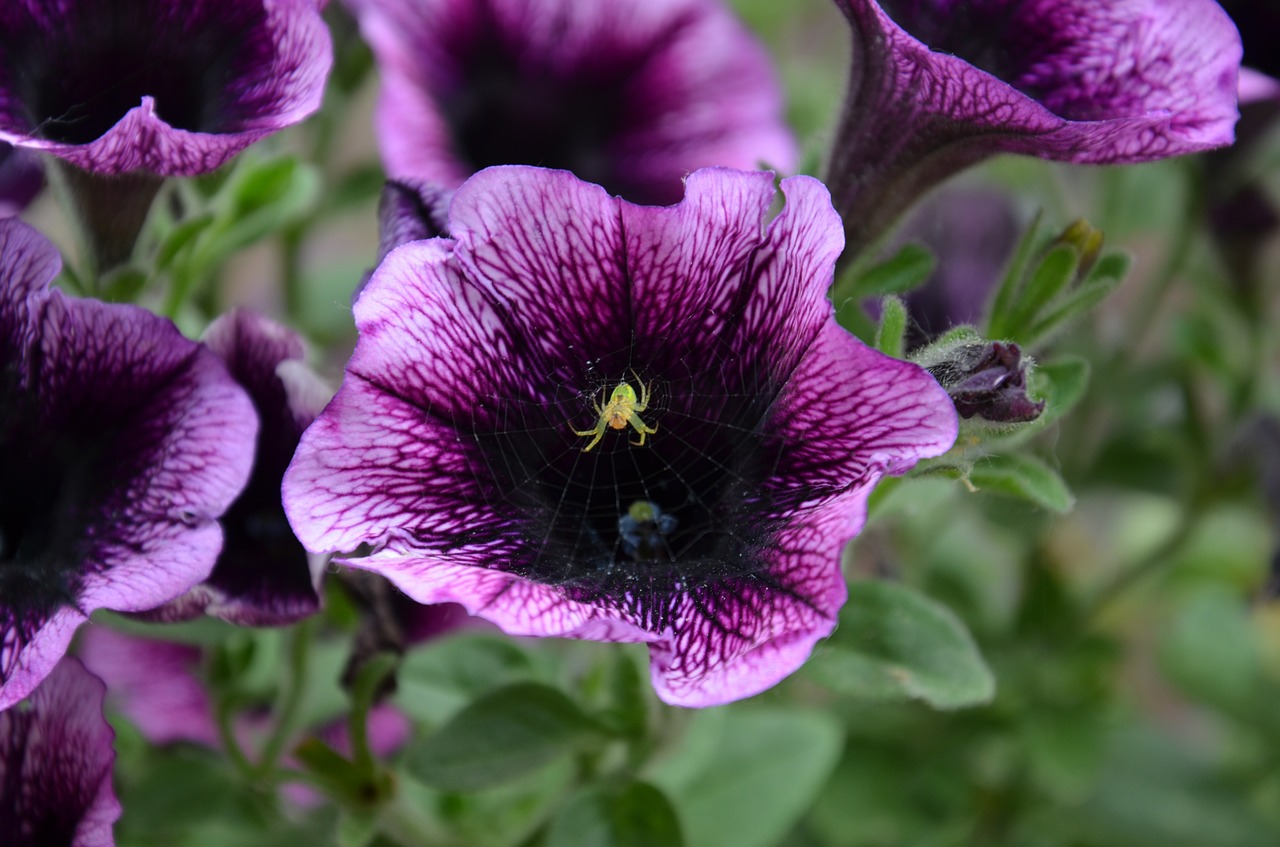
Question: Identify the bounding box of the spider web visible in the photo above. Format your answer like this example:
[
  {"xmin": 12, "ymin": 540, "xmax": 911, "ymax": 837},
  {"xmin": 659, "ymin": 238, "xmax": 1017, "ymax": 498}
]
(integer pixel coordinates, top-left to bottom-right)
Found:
[{"xmin": 460, "ymin": 328, "xmax": 800, "ymax": 607}]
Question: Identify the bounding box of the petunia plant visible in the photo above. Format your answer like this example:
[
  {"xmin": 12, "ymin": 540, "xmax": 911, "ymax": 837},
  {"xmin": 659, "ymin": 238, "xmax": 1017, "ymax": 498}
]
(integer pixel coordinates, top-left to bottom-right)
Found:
[{"xmin": 0, "ymin": 0, "xmax": 1277, "ymax": 845}]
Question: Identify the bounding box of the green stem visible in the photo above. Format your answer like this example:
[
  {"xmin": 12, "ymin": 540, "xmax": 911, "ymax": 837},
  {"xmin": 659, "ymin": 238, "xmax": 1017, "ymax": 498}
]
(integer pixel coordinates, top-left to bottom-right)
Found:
[
  {"xmin": 255, "ymin": 618, "xmax": 315, "ymax": 777},
  {"xmin": 347, "ymin": 653, "xmax": 399, "ymax": 777},
  {"xmin": 215, "ymin": 693, "xmax": 256, "ymax": 781},
  {"xmin": 1082, "ymin": 497, "xmax": 1203, "ymax": 622},
  {"xmin": 1115, "ymin": 163, "xmax": 1204, "ymax": 361}
]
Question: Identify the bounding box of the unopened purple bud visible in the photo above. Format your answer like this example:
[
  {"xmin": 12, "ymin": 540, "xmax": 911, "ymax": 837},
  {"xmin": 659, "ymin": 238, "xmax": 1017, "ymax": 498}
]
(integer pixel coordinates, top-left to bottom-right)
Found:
[{"xmin": 926, "ymin": 342, "xmax": 1045, "ymax": 424}]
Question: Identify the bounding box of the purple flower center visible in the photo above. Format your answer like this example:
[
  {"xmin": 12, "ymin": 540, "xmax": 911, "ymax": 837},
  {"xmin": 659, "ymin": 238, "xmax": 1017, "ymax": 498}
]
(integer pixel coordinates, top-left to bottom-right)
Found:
[
  {"xmin": 1, "ymin": 2, "xmax": 268, "ymax": 144},
  {"xmin": 0, "ymin": 398, "xmax": 95, "ymax": 615},
  {"xmin": 471, "ymin": 352, "xmax": 798, "ymax": 621},
  {"xmin": 435, "ymin": 10, "xmax": 695, "ymax": 199}
]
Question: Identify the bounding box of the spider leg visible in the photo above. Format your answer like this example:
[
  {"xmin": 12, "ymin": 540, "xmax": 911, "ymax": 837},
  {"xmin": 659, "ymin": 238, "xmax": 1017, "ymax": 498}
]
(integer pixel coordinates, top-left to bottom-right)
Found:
[{"xmin": 578, "ymin": 427, "xmax": 605, "ymax": 452}]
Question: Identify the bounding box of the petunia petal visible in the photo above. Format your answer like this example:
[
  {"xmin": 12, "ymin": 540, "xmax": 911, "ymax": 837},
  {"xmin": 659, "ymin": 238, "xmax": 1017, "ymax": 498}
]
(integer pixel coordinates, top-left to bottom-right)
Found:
[
  {"xmin": 0, "ymin": 657, "xmax": 119, "ymax": 847},
  {"xmin": 349, "ymin": 0, "xmax": 794, "ymax": 204},
  {"xmin": 827, "ymin": 0, "xmax": 1241, "ymax": 250},
  {"xmin": 0, "ymin": 0, "xmax": 332, "ymax": 175}
]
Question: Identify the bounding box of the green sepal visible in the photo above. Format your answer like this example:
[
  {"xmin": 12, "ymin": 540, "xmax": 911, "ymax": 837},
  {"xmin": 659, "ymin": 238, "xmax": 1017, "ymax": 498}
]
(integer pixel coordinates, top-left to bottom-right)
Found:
[{"xmin": 873, "ymin": 294, "xmax": 908, "ymax": 358}]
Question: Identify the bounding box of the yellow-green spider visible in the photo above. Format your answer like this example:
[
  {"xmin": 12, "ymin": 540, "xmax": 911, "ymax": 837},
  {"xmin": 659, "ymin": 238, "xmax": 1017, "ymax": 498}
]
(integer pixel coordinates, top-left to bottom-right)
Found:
[{"xmin": 571, "ymin": 374, "xmax": 658, "ymax": 452}]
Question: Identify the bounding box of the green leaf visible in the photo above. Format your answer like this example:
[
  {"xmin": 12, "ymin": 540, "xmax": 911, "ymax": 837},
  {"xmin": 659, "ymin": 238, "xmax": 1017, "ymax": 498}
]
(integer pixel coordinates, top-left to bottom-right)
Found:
[
  {"xmin": 873, "ymin": 295, "xmax": 907, "ymax": 358},
  {"xmin": 545, "ymin": 782, "xmax": 684, "ymax": 847},
  {"xmin": 336, "ymin": 811, "xmax": 379, "ymax": 847},
  {"xmin": 649, "ymin": 708, "xmax": 842, "ymax": 847},
  {"xmin": 429, "ymin": 758, "xmax": 574, "ymax": 847},
  {"xmin": 996, "ymin": 243, "xmax": 1079, "ymax": 340},
  {"xmin": 1022, "ymin": 270, "xmax": 1123, "ymax": 344},
  {"xmin": 806, "ymin": 580, "xmax": 994, "ymax": 708},
  {"xmin": 969, "ymin": 453, "xmax": 1075, "ymax": 513},
  {"xmin": 99, "ymin": 265, "xmax": 149, "ymax": 303},
  {"xmin": 155, "ymin": 212, "xmax": 215, "ymax": 271},
  {"xmin": 849, "ymin": 242, "xmax": 936, "ymax": 298},
  {"xmin": 396, "ymin": 634, "xmax": 544, "ymax": 726},
  {"xmin": 404, "ymin": 682, "xmax": 607, "ymax": 791},
  {"xmin": 1028, "ymin": 356, "xmax": 1090, "ymax": 428},
  {"xmin": 1159, "ymin": 588, "xmax": 1262, "ymax": 715},
  {"xmin": 986, "ymin": 210, "xmax": 1043, "ymax": 336},
  {"xmin": 834, "ymin": 298, "xmax": 877, "ymax": 344}
]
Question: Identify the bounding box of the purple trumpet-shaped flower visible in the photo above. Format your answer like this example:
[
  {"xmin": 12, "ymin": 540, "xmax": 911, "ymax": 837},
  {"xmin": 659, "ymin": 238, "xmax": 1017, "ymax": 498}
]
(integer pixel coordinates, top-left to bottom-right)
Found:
[
  {"xmin": 0, "ymin": 0, "xmax": 332, "ymax": 176},
  {"xmin": 345, "ymin": 0, "xmax": 795, "ymax": 205},
  {"xmin": 0, "ymin": 219, "xmax": 256, "ymax": 711},
  {"xmin": 283, "ymin": 166, "xmax": 957, "ymax": 707},
  {"xmin": 0, "ymin": 657, "xmax": 119, "ymax": 847},
  {"xmin": 827, "ymin": 0, "xmax": 1242, "ymax": 252},
  {"xmin": 143, "ymin": 309, "xmax": 331, "ymax": 626}
]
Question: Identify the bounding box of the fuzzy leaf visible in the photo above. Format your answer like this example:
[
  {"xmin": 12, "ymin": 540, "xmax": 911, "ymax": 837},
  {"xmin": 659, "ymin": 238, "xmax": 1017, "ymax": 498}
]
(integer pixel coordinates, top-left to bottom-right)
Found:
[
  {"xmin": 404, "ymin": 683, "xmax": 606, "ymax": 791},
  {"xmin": 851, "ymin": 242, "xmax": 936, "ymax": 298},
  {"xmin": 970, "ymin": 453, "xmax": 1075, "ymax": 513},
  {"xmin": 545, "ymin": 782, "xmax": 684, "ymax": 847},
  {"xmin": 806, "ymin": 580, "xmax": 995, "ymax": 708},
  {"xmin": 649, "ymin": 709, "xmax": 842, "ymax": 847},
  {"xmin": 874, "ymin": 295, "xmax": 908, "ymax": 358}
]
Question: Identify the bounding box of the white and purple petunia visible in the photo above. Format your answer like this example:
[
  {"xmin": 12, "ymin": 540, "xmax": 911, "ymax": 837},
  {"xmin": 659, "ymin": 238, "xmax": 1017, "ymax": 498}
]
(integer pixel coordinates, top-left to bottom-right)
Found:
[
  {"xmin": 0, "ymin": 656, "xmax": 119, "ymax": 847},
  {"xmin": 0, "ymin": 0, "xmax": 332, "ymax": 175},
  {"xmin": 143, "ymin": 309, "xmax": 332, "ymax": 626},
  {"xmin": 345, "ymin": 0, "xmax": 796, "ymax": 205},
  {"xmin": 826, "ymin": 0, "xmax": 1242, "ymax": 249},
  {"xmin": 283, "ymin": 166, "xmax": 958, "ymax": 707},
  {"xmin": 0, "ymin": 219, "xmax": 257, "ymax": 711}
]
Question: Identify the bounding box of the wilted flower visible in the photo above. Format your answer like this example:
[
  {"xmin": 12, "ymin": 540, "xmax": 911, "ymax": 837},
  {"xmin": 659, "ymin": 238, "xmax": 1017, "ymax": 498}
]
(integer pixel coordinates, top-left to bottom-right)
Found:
[
  {"xmin": 143, "ymin": 309, "xmax": 331, "ymax": 626},
  {"xmin": 0, "ymin": 219, "xmax": 256, "ymax": 710},
  {"xmin": 827, "ymin": 0, "xmax": 1242, "ymax": 251},
  {"xmin": 345, "ymin": 0, "xmax": 795, "ymax": 205},
  {"xmin": 283, "ymin": 166, "xmax": 957, "ymax": 707},
  {"xmin": 0, "ymin": 657, "xmax": 119, "ymax": 847},
  {"xmin": 0, "ymin": 0, "xmax": 332, "ymax": 176},
  {"xmin": 923, "ymin": 341, "xmax": 1045, "ymax": 424}
]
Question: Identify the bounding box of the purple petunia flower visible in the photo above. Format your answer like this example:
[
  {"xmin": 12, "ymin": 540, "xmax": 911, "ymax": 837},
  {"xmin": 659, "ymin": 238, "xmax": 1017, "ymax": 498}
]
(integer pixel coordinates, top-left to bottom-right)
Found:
[
  {"xmin": 345, "ymin": 0, "xmax": 795, "ymax": 205},
  {"xmin": 0, "ymin": 656, "xmax": 119, "ymax": 847},
  {"xmin": 0, "ymin": 0, "xmax": 332, "ymax": 176},
  {"xmin": 0, "ymin": 219, "xmax": 257, "ymax": 711},
  {"xmin": 144, "ymin": 309, "xmax": 331, "ymax": 626},
  {"xmin": 827, "ymin": 0, "xmax": 1242, "ymax": 251},
  {"xmin": 283, "ymin": 166, "xmax": 957, "ymax": 707}
]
